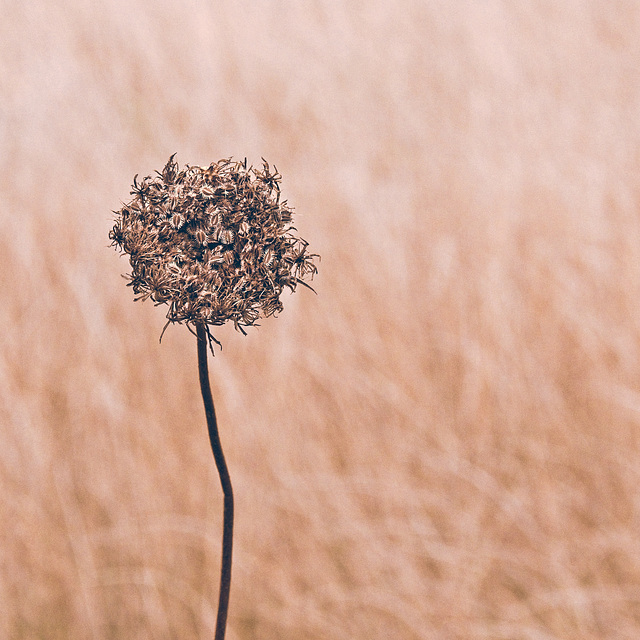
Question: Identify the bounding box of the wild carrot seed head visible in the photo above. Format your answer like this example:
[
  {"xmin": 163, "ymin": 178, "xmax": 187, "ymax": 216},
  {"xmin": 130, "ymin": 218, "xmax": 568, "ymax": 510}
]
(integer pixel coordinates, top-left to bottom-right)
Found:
[{"xmin": 110, "ymin": 154, "xmax": 318, "ymax": 334}]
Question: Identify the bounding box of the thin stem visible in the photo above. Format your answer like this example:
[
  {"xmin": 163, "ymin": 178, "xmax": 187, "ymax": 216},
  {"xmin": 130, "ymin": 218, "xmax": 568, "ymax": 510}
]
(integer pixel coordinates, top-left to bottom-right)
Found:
[{"xmin": 196, "ymin": 322, "xmax": 234, "ymax": 640}]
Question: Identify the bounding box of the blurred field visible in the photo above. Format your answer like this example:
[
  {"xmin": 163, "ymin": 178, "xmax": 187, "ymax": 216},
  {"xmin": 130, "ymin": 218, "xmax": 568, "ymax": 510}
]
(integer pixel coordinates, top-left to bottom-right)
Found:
[{"xmin": 2, "ymin": 1, "xmax": 640, "ymax": 638}]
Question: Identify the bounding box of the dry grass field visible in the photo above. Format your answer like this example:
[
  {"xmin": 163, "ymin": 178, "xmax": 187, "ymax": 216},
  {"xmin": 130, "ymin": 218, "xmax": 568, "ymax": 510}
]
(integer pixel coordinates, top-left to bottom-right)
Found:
[{"xmin": 2, "ymin": 1, "xmax": 640, "ymax": 638}]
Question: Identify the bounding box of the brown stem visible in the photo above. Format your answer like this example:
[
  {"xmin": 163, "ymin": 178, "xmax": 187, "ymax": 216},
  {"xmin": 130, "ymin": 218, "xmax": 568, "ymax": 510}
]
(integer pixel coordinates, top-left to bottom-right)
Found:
[{"xmin": 196, "ymin": 322, "xmax": 234, "ymax": 640}]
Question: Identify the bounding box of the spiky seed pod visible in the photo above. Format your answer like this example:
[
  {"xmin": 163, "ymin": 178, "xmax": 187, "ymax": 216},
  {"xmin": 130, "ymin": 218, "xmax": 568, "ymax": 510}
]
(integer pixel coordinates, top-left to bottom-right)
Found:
[
  {"xmin": 110, "ymin": 155, "xmax": 318, "ymax": 333},
  {"xmin": 219, "ymin": 228, "xmax": 235, "ymax": 245},
  {"xmin": 194, "ymin": 228, "xmax": 208, "ymax": 245},
  {"xmin": 171, "ymin": 212, "xmax": 185, "ymax": 230}
]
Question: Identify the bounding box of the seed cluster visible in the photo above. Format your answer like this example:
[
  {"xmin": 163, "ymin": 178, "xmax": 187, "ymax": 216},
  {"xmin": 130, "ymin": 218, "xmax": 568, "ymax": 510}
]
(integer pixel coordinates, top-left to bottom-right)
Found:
[{"xmin": 110, "ymin": 155, "xmax": 318, "ymax": 335}]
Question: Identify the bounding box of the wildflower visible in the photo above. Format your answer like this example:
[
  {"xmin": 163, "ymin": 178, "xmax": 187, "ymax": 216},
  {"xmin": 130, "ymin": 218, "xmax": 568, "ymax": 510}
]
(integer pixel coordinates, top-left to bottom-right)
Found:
[
  {"xmin": 110, "ymin": 154, "xmax": 318, "ymax": 337},
  {"xmin": 109, "ymin": 154, "xmax": 318, "ymax": 640}
]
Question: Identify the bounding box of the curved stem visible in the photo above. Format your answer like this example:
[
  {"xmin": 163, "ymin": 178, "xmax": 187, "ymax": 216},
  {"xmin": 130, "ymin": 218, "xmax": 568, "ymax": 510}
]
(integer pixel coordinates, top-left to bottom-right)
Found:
[{"xmin": 196, "ymin": 322, "xmax": 234, "ymax": 640}]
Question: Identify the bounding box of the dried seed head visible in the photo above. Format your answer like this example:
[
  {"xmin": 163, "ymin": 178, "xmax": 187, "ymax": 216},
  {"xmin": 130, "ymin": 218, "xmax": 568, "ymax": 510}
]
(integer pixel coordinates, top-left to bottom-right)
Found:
[{"xmin": 110, "ymin": 155, "xmax": 319, "ymax": 335}]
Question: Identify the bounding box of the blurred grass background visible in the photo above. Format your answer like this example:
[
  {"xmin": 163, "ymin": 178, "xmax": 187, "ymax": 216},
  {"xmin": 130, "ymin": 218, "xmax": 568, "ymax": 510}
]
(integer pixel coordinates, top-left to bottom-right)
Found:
[{"xmin": 2, "ymin": 1, "xmax": 640, "ymax": 638}]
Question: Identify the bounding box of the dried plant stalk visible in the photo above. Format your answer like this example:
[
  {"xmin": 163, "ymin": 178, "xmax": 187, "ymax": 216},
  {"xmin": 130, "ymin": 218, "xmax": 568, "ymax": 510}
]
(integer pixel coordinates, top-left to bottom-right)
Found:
[{"xmin": 196, "ymin": 321, "xmax": 233, "ymax": 640}]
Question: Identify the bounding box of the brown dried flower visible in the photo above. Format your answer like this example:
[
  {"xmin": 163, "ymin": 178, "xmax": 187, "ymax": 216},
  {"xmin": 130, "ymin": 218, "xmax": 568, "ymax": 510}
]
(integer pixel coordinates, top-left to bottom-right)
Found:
[{"xmin": 110, "ymin": 154, "xmax": 318, "ymax": 337}]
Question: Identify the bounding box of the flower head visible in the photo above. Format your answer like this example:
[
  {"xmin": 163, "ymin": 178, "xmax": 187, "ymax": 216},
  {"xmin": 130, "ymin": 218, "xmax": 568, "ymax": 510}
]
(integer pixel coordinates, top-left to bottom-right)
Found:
[{"xmin": 110, "ymin": 155, "xmax": 318, "ymax": 335}]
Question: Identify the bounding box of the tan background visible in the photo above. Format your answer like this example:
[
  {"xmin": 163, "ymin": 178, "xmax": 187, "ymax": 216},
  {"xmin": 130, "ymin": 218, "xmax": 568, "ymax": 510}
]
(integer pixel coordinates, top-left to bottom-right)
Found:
[{"xmin": 2, "ymin": 1, "xmax": 640, "ymax": 638}]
